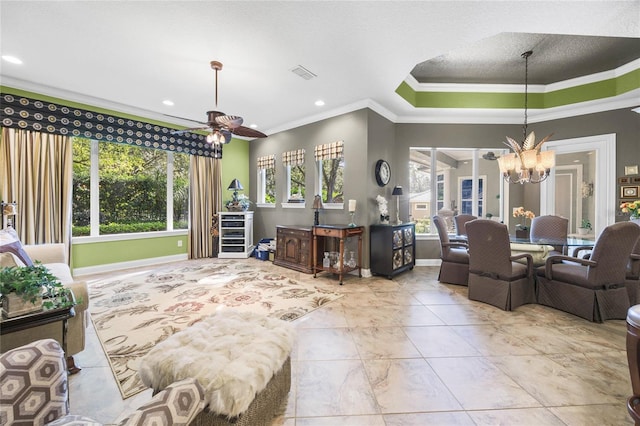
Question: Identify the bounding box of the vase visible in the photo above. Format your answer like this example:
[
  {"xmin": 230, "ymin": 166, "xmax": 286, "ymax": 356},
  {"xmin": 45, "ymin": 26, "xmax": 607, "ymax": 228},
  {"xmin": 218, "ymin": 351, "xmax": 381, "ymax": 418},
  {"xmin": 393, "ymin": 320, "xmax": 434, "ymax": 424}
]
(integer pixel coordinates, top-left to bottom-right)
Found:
[{"xmin": 631, "ymin": 216, "xmax": 640, "ymax": 226}]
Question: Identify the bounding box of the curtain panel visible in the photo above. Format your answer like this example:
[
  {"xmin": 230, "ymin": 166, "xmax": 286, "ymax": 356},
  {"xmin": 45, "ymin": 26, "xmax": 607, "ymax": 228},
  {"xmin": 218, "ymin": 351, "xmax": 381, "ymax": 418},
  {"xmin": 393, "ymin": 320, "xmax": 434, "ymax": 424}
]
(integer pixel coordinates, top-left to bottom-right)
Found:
[
  {"xmin": 282, "ymin": 149, "xmax": 305, "ymax": 167},
  {"xmin": 1, "ymin": 127, "xmax": 73, "ymax": 247},
  {"xmin": 189, "ymin": 155, "xmax": 221, "ymax": 259},
  {"xmin": 0, "ymin": 93, "xmax": 222, "ymax": 158},
  {"xmin": 314, "ymin": 140, "xmax": 344, "ymax": 161}
]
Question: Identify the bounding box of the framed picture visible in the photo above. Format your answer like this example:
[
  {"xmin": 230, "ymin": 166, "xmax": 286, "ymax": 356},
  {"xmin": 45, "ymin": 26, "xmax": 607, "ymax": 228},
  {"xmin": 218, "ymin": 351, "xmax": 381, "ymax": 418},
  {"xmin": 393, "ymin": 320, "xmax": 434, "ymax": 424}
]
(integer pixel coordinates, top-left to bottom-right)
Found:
[
  {"xmin": 625, "ymin": 165, "xmax": 639, "ymax": 175},
  {"xmin": 619, "ymin": 177, "xmax": 631, "ymax": 184},
  {"xmin": 621, "ymin": 186, "xmax": 639, "ymax": 199},
  {"xmin": 632, "ymin": 176, "xmax": 640, "ymax": 184}
]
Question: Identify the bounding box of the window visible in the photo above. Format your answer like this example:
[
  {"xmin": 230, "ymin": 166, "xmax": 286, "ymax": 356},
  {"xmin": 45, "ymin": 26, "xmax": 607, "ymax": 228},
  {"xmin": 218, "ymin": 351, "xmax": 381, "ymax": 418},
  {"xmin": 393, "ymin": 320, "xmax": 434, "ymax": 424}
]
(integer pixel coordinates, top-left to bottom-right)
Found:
[
  {"xmin": 315, "ymin": 141, "xmax": 344, "ymax": 205},
  {"xmin": 257, "ymin": 155, "xmax": 276, "ymax": 205},
  {"xmin": 72, "ymin": 138, "xmax": 189, "ymax": 236},
  {"xmin": 409, "ymin": 148, "xmax": 503, "ymax": 235},
  {"xmin": 282, "ymin": 149, "xmax": 305, "ymax": 204},
  {"xmin": 459, "ymin": 176, "xmax": 486, "ymax": 217}
]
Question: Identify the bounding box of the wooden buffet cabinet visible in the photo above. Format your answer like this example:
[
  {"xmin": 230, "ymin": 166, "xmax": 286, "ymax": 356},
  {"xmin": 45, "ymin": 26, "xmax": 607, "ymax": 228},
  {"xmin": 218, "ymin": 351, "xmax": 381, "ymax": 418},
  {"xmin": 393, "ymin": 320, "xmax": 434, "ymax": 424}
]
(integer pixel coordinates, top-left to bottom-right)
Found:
[
  {"xmin": 369, "ymin": 223, "xmax": 415, "ymax": 278},
  {"xmin": 274, "ymin": 225, "xmax": 314, "ymax": 273}
]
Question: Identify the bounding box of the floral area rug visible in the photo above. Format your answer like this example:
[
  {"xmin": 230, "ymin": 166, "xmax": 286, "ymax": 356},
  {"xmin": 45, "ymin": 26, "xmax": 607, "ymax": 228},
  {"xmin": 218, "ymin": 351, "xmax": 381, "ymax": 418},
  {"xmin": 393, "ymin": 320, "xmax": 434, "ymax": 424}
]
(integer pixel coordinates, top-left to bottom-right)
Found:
[{"xmin": 87, "ymin": 258, "xmax": 344, "ymax": 399}]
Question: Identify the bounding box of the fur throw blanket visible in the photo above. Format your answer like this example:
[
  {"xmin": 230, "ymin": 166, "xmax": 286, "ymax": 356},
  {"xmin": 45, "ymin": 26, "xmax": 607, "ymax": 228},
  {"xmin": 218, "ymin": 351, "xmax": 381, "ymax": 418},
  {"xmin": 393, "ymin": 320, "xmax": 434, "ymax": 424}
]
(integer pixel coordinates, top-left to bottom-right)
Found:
[{"xmin": 138, "ymin": 309, "xmax": 295, "ymax": 417}]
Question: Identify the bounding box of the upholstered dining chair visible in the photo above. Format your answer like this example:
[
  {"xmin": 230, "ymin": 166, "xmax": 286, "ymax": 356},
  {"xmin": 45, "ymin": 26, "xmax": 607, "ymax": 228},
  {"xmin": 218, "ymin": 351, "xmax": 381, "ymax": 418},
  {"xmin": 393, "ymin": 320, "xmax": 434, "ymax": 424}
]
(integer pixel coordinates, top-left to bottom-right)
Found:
[
  {"xmin": 433, "ymin": 215, "xmax": 469, "ymax": 286},
  {"xmin": 454, "ymin": 214, "xmax": 477, "ymax": 236},
  {"xmin": 465, "ymin": 219, "xmax": 535, "ymax": 311},
  {"xmin": 529, "ymin": 215, "xmax": 569, "ymax": 255},
  {"xmin": 536, "ymin": 222, "xmax": 640, "ymax": 322},
  {"xmin": 625, "ymin": 237, "xmax": 640, "ymax": 305}
]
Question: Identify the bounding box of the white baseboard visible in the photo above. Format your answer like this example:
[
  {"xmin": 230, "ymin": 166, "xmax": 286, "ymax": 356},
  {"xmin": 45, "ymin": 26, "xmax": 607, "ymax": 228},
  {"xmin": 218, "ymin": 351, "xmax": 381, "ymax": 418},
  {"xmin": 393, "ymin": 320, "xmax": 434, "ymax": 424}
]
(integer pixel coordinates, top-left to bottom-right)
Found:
[
  {"xmin": 416, "ymin": 259, "xmax": 441, "ymax": 267},
  {"xmin": 73, "ymin": 254, "xmax": 189, "ymax": 277}
]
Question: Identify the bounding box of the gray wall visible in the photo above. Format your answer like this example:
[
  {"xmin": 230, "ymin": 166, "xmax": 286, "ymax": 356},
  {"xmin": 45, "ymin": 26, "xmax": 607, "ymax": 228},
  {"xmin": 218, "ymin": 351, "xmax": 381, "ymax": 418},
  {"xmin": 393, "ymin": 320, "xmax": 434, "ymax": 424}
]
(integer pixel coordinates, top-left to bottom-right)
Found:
[{"xmin": 250, "ymin": 106, "xmax": 638, "ymax": 263}]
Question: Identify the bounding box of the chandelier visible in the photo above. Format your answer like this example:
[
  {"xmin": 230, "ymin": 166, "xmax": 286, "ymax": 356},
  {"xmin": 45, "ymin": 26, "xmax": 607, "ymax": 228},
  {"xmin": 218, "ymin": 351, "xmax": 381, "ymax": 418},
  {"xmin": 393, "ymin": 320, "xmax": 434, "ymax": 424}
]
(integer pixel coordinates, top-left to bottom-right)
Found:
[{"xmin": 498, "ymin": 50, "xmax": 555, "ymax": 184}]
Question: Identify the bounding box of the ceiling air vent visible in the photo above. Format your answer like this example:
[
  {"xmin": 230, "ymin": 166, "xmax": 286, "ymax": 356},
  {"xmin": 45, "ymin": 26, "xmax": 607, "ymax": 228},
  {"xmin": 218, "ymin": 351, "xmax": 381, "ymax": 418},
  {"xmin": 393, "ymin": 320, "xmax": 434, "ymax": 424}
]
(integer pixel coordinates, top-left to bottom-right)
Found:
[{"xmin": 290, "ymin": 65, "xmax": 317, "ymax": 80}]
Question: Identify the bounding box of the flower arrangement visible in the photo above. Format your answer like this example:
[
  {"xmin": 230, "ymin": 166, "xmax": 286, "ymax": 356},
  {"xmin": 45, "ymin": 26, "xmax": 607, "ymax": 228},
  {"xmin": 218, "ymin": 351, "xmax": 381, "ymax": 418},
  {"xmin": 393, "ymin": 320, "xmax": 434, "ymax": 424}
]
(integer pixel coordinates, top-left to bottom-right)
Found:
[
  {"xmin": 513, "ymin": 206, "xmax": 535, "ymax": 230},
  {"xmin": 375, "ymin": 195, "xmax": 390, "ymax": 224},
  {"xmin": 621, "ymin": 200, "xmax": 640, "ymax": 219}
]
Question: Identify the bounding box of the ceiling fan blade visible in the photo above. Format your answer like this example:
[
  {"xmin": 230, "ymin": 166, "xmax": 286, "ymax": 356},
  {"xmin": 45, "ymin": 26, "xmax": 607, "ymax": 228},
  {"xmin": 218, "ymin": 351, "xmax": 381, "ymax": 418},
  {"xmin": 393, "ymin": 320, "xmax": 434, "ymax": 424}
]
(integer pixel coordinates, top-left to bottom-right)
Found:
[
  {"xmin": 231, "ymin": 126, "xmax": 267, "ymax": 139},
  {"xmin": 170, "ymin": 126, "xmax": 209, "ymax": 135},
  {"xmin": 215, "ymin": 114, "xmax": 243, "ymax": 129},
  {"xmin": 162, "ymin": 113, "xmax": 208, "ymax": 126}
]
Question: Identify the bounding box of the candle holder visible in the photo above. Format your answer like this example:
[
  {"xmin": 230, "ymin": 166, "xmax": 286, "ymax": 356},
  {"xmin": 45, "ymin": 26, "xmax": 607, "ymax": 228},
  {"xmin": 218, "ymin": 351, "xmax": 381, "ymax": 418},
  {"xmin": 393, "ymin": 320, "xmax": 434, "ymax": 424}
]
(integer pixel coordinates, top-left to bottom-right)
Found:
[{"xmin": 348, "ymin": 211, "xmax": 356, "ymax": 227}]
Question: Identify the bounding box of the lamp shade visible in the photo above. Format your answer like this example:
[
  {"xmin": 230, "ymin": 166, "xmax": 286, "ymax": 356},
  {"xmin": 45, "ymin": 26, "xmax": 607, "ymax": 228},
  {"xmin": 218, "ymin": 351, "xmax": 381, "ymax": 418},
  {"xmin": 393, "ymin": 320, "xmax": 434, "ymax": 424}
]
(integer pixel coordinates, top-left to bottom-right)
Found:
[
  {"xmin": 392, "ymin": 186, "xmax": 403, "ymax": 196},
  {"xmin": 227, "ymin": 179, "xmax": 243, "ymax": 191},
  {"xmin": 312, "ymin": 195, "xmax": 323, "ymax": 209}
]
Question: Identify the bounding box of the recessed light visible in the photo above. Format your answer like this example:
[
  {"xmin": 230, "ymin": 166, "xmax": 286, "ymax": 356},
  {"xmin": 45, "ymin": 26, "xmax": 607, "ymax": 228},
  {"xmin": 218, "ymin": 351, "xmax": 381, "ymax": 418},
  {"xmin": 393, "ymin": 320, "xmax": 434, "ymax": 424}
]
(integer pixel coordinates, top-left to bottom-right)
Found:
[
  {"xmin": 315, "ymin": 100, "xmax": 325, "ymax": 106},
  {"xmin": 162, "ymin": 100, "xmax": 174, "ymax": 106},
  {"xmin": 2, "ymin": 55, "xmax": 23, "ymax": 65}
]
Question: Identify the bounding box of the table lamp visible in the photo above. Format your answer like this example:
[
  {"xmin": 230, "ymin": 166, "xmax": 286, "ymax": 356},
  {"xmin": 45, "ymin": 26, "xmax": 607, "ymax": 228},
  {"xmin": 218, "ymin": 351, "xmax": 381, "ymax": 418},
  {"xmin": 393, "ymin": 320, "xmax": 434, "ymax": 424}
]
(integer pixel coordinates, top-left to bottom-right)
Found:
[
  {"xmin": 227, "ymin": 179, "xmax": 243, "ymax": 202},
  {"xmin": 312, "ymin": 195, "xmax": 323, "ymax": 226},
  {"xmin": 392, "ymin": 186, "xmax": 403, "ymax": 224},
  {"xmin": 1, "ymin": 201, "xmax": 18, "ymax": 229}
]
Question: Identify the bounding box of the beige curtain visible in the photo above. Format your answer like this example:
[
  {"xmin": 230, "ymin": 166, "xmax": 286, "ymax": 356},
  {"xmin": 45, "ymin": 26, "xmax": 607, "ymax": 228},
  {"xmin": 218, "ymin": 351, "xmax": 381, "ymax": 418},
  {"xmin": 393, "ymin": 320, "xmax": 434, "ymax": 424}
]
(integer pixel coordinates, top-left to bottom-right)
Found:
[
  {"xmin": 0, "ymin": 128, "xmax": 73, "ymax": 246},
  {"xmin": 189, "ymin": 154, "xmax": 221, "ymax": 259}
]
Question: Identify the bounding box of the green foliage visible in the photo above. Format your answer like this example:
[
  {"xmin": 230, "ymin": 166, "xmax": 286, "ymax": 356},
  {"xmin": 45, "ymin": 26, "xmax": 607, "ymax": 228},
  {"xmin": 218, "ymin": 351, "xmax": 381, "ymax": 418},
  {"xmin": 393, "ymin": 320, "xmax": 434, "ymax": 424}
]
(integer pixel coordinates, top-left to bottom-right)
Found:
[
  {"xmin": 72, "ymin": 138, "xmax": 190, "ymax": 236},
  {"xmin": 72, "ymin": 221, "xmax": 183, "ymax": 236},
  {"xmin": 580, "ymin": 219, "xmax": 592, "ymax": 230},
  {"xmin": 414, "ymin": 218, "xmax": 430, "ymax": 234},
  {"xmin": 0, "ymin": 262, "xmax": 74, "ymax": 309}
]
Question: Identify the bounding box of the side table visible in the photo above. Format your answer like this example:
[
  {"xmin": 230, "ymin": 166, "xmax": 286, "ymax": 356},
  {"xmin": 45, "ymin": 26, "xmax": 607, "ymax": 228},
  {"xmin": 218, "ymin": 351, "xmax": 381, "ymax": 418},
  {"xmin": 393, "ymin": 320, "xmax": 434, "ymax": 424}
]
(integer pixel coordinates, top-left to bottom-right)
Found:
[
  {"xmin": 1, "ymin": 305, "xmax": 75, "ymax": 357},
  {"xmin": 313, "ymin": 224, "xmax": 363, "ymax": 284}
]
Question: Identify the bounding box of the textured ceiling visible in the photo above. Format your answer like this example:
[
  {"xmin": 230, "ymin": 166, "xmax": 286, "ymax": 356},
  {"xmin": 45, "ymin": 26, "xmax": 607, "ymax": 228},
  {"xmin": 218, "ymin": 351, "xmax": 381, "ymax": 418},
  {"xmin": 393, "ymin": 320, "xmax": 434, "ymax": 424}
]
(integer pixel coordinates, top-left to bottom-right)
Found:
[
  {"xmin": 1, "ymin": 1, "xmax": 638, "ymax": 136},
  {"xmin": 411, "ymin": 33, "xmax": 640, "ymax": 85}
]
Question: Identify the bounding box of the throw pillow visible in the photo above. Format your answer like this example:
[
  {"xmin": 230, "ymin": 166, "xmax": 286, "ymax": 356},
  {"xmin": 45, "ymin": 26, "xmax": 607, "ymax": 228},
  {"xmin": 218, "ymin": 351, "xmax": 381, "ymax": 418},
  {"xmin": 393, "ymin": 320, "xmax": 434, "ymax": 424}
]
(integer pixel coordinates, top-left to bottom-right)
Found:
[
  {"xmin": 0, "ymin": 252, "xmax": 24, "ymax": 268},
  {"xmin": 0, "ymin": 228, "xmax": 33, "ymax": 266}
]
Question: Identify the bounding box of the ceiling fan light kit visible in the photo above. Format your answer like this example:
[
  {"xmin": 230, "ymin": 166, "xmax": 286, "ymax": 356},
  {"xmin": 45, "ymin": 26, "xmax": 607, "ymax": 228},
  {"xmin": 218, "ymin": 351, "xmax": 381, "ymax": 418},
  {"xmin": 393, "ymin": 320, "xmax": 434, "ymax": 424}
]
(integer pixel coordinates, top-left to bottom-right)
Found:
[
  {"xmin": 170, "ymin": 60, "xmax": 267, "ymax": 145},
  {"xmin": 498, "ymin": 50, "xmax": 555, "ymax": 185}
]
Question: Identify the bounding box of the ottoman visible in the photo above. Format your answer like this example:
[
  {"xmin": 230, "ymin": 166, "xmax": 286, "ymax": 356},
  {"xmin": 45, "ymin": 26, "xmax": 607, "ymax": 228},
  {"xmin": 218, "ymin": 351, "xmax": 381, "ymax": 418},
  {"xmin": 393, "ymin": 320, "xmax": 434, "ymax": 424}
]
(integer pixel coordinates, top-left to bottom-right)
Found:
[{"xmin": 138, "ymin": 310, "xmax": 296, "ymax": 426}]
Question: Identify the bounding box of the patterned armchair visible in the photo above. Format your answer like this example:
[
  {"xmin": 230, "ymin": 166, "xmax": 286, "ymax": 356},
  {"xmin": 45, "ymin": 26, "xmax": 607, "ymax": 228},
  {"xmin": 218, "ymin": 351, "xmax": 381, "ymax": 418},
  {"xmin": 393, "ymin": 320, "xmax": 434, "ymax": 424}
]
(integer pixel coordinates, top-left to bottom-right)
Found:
[
  {"xmin": 0, "ymin": 339, "xmax": 205, "ymax": 426},
  {"xmin": 433, "ymin": 215, "xmax": 469, "ymax": 286},
  {"xmin": 465, "ymin": 219, "xmax": 535, "ymax": 311},
  {"xmin": 536, "ymin": 222, "xmax": 640, "ymax": 322}
]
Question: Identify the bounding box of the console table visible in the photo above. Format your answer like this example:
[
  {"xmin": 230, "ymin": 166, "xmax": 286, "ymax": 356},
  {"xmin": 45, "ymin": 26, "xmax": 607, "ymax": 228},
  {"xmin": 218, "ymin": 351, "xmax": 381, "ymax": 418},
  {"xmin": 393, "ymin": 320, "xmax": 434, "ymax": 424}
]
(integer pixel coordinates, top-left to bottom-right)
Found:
[{"xmin": 312, "ymin": 224, "xmax": 363, "ymax": 285}]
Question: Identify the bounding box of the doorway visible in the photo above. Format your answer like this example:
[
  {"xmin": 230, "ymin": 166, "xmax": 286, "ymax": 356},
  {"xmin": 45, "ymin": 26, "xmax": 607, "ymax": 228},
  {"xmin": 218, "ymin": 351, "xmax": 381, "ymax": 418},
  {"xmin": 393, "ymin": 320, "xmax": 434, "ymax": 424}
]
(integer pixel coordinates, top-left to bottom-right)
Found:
[{"xmin": 540, "ymin": 133, "xmax": 616, "ymax": 236}]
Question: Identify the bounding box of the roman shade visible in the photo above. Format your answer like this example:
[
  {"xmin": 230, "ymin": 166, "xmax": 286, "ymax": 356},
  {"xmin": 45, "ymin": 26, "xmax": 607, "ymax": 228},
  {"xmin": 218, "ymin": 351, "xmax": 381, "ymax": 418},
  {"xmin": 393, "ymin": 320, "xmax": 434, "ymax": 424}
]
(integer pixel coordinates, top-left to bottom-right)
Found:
[
  {"xmin": 314, "ymin": 140, "xmax": 343, "ymax": 161},
  {"xmin": 282, "ymin": 149, "xmax": 305, "ymax": 167}
]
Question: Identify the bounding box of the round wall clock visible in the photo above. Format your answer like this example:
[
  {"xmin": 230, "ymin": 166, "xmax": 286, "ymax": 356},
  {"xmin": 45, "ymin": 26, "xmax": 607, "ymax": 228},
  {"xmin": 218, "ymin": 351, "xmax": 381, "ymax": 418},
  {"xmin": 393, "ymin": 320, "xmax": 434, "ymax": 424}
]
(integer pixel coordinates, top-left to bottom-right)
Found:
[{"xmin": 375, "ymin": 159, "xmax": 391, "ymax": 187}]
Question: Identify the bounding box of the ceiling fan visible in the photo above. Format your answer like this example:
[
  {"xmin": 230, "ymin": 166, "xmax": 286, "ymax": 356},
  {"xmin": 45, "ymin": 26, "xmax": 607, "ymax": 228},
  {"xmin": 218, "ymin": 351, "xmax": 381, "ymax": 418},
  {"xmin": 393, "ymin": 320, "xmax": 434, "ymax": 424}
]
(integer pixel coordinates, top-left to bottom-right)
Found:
[
  {"xmin": 482, "ymin": 151, "xmax": 500, "ymax": 161},
  {"xmin": 171, "ymin": 61, "xmax": 267, "ymax": 144}
]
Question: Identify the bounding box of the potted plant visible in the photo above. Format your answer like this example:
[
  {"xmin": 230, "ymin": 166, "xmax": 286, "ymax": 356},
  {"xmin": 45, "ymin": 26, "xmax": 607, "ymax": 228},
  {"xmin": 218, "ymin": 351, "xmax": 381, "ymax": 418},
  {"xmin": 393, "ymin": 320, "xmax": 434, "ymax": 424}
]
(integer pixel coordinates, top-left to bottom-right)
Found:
[
  {"xmin": 578, "ymin": 219, "xmax": 592, "ymax": 235},
  {"xmin": 0, "ymin": 262, "xmax": 73, "ymax": 318}
]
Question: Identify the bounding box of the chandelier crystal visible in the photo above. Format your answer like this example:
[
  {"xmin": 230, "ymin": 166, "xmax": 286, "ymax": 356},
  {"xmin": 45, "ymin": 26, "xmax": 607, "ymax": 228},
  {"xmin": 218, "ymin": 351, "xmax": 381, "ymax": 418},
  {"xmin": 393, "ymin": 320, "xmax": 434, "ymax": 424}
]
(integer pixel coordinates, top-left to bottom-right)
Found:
[{"xmin": 498, "ymin": 50, "xmax": 555, "ymax": 184}]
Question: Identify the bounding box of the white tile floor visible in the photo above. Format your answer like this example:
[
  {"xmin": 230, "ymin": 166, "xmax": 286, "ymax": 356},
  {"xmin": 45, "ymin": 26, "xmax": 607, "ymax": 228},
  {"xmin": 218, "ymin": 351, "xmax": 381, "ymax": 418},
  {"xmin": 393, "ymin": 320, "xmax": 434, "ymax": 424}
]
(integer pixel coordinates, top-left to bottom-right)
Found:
[{"xmin": 70, "ymin": 261, "xmax": 633, "ymax": 425}]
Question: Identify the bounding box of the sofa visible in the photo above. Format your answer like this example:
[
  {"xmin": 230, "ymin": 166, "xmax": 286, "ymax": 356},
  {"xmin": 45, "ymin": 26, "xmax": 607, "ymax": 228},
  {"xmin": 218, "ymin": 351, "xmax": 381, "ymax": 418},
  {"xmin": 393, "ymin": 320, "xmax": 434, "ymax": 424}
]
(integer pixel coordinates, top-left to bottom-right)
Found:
[
  {"xmin": 0, "ymin": 339, "xmax": 205, "ymax": 426},
  {"xmin": 0, "ymin": 240, "xmax": 89, "ymax": 373}
]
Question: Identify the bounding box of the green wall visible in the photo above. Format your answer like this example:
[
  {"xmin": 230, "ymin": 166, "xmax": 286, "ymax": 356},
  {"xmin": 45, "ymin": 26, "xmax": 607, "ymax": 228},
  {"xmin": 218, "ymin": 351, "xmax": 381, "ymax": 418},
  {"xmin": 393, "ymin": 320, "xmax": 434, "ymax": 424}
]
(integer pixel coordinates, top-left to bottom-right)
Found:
[
  {"xmin": 221, "ymin": 138, "xmax": 250, "ymax": 206},
  {"xmin": 71, "ymin": 234, "xmax": 188, "ymax": 270}
]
